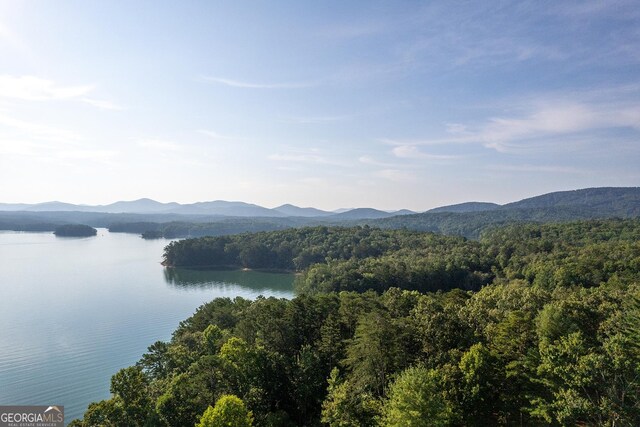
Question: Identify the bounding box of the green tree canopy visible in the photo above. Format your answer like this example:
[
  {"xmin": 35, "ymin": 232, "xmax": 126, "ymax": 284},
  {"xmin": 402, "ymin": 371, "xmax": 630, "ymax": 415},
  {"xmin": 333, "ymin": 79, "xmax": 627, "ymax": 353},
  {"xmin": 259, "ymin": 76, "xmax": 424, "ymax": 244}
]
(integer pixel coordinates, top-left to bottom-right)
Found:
[
  {"xmin": 196, "ymin": 395, "xmax": 253, "ymax": 427},
  {"xmin": 383, "ymin": 365, "xmax": 453, "ymax": 427}
]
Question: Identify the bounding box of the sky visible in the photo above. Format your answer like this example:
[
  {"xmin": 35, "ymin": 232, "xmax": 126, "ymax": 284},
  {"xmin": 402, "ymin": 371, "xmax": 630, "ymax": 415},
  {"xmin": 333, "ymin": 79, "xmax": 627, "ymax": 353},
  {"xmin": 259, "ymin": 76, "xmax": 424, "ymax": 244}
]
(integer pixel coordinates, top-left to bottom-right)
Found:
[{"xmin": 0, "ymin": 0, "xmax": 639, "ymax": 211}]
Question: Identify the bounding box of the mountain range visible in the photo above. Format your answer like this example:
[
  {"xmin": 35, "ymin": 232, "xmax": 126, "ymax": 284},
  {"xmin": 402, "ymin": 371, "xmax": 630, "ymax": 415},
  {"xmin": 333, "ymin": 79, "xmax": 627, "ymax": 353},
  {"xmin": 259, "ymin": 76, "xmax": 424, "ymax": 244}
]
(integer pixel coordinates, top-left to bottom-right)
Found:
[
  {"xmin": 1, "ymin": 187, "xmax": 639, "ymax": 238},
  {"xmin": 3, "ymin": 187, "xmax": 639, "ymax": 219},
  {"xmin": 0, "ymin": 198, "xmax": 416, "ymax": 220}
]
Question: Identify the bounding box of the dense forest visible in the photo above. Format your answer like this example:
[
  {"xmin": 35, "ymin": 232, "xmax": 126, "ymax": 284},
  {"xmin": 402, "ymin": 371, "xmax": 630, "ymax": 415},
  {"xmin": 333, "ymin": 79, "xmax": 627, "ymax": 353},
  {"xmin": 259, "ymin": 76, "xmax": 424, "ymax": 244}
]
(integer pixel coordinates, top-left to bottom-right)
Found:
[
  {"xmin": 164, "ymin": 220, "xmax": 640, "ymax": 294},
  {"xmin": 72, "ymin": 219, "xmax": 640, "ymax": 426}
]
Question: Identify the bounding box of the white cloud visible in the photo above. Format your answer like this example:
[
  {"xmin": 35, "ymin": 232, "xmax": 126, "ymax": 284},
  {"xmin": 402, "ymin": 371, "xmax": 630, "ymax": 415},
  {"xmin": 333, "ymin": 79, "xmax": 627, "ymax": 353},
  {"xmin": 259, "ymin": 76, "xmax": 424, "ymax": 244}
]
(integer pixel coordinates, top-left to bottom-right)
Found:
[
  {"xmin": 391, "ymin": 145, "xmax": 458, "ymax": 160},
  {"xmin": 137, "ymin": 139, "xmax": 181, "ymax": 151},
  {"xmin": 482, "ymin": 104, "xmax": 597, "ymax": 143},
  {"xmin": 57, "ymin": 149, "xmax": 117, "ymax": 161},
  {"xmin": 478, "ymin": 101, "xmax": 640, "ymax": 152},
  {"xmin": 197, "ymin": 129, "xmax": 244, "ymax": 141},
  {"xmin": 382, "ymin": 90, "xmax": 640, "ymax": 155},
  {"xmin": 445, "ymin": 123, "xmax": 468, "ymax": 134},
  {"xmin": 0, "ymin": 113, "xmax": 82, "ymax": 143},
  {"xmin": 81, "ymin": 98, "xmax": 124, "ymax": 110},
  {"xmin": 268, "ymin": 153, "xmax": 327, "ymax": 164},
  {"xmin": 0, "ymin": 75, "xmax": 123, "ymax": 111},
  {"xmin": 268, "ymin": 148, "xmax": 349, "ymax": 167},
  {"xmin": 279, "ymin": 115, "xmax": 350, "ymax": 124},
  {"xmin": 198, "ymin": 129, "xmax": 225, "ymax": 139},
  {"xmin": 0, "ymin": 75, "xmax": 93, "ymax": 101},
  {"xmin": 200, "ymin": 76, "xmax": 316, "ymax": 89},
  {"xmin": 379, "ymin": 135, "xmax": 474, "ymax": 147},
  {"xmin": 487, "ymin": 164, "xmax": 585, "ymax": 174},
  {"xmin": 0, "ymin": 135, "xmax": 116, "ymax": 166}
]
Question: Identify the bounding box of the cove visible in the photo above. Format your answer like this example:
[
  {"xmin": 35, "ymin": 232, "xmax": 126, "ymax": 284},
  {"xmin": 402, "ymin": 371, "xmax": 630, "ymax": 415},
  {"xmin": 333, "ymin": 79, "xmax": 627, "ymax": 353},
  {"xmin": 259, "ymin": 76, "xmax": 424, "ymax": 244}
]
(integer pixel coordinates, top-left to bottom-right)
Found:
[{"xmin": 0, "ymin": 230, "xmax": 294, "ymax": 424}]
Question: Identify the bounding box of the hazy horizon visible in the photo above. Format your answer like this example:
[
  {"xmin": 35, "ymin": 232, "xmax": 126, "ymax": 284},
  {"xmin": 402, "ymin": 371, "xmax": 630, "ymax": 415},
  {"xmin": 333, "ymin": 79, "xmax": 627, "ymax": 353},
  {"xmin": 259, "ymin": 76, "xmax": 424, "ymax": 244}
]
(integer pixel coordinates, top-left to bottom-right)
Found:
[
  {"xmin": 1, "ymin": 184, "xmax": 639, "ymax": 212},
  {"xmin": 1, "ymin": 1, "xmax": 639, "ymax": 211}
]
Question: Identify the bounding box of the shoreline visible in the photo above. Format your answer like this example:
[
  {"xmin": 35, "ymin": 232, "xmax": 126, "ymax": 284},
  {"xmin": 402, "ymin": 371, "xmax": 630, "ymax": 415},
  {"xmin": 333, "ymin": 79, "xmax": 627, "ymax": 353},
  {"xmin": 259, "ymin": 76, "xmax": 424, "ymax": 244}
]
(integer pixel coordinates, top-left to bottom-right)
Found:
[{"xmin": 161, "ymin": 263, "xmax": 297, "ymax": 274}]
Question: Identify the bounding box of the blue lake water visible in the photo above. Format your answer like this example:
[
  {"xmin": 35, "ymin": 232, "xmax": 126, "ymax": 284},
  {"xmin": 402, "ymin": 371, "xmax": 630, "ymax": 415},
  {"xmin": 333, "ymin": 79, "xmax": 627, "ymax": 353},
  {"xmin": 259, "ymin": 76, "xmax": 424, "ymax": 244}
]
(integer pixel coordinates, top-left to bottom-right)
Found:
[{"xmin": 0, "ymin": 230, "xmax": 294, "ymax": 424}]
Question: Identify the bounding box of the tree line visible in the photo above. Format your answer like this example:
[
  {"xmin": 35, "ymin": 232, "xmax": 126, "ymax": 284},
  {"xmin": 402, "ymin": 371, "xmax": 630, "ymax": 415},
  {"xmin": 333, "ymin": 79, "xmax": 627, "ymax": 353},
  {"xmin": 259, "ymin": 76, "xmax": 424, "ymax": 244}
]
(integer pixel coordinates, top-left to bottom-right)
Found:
[{"xmin": 164, "ymin": 220, "xmax": 640, "ymax": 294}]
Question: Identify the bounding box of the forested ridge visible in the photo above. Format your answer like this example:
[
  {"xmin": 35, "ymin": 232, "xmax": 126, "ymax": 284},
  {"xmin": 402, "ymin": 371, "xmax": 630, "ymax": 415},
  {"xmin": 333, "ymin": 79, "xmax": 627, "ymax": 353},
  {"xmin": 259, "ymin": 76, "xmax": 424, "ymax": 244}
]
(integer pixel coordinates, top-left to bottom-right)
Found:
[
  {"xmin": 164, "ymin": 220, "xmax": 640, "ymax": 294},
  {"xmin": 72, "ymin": 219, "xmax": 640, "ymax": 426},
  {"xmin": 3, "ymin": 187, "xmax": 639, "ymax": 239}
]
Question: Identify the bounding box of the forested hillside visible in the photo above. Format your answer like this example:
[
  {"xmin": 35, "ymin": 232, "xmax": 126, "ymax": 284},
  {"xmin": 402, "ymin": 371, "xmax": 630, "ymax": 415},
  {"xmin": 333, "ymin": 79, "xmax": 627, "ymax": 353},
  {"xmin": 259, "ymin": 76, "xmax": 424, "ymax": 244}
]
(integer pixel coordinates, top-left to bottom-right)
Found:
[
  {"xmin": 368, "ymin": 187, "xmax": 640, "ymax": 238},
  {"xmin": 72, "ymin": 219, "xmax": 640, "ymax": 426},
  {"xmin": 164, "ymin": 220, "xmax": 640, "ymax": 294},
  {"xmin": 2, "ymin": 187, "xmax": 639, "ymax": 239},
  {"xmin": 163, "ymin": 226, "xmax": 496, "ymax": 294}
]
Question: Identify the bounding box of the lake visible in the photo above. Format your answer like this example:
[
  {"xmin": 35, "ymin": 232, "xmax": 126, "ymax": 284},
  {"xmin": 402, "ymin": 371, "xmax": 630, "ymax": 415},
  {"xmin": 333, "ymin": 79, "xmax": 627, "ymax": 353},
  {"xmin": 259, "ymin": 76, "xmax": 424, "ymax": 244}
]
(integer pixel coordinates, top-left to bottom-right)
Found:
[{"xmin": 0, "ymin": 230, "xmax": 294, "ymax": 424}]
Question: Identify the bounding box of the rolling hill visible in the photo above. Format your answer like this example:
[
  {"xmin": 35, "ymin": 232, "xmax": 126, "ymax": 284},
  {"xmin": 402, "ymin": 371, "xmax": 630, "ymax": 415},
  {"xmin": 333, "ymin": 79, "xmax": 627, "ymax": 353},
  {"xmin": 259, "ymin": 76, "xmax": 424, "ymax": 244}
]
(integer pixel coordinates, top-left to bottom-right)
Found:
[
  {"xmin": 368, "ymin": 187, "xmax": 640, "ymax": 238},
  {"xmin": 2, "ymin": 187, "xmax": 639, "ymax": 238},
  {"xmin": 427, "ymin": 202, "xmax": 500, "ymax": 213}
]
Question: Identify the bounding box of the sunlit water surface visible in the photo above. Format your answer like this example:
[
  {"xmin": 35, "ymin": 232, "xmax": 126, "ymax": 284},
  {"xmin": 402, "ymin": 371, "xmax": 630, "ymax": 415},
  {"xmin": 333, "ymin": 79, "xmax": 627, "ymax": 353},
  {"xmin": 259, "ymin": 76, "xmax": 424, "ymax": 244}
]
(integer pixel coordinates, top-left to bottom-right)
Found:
[{"xmin": 0, "ymin": 230, "xmax": 294, "ymax": 424}]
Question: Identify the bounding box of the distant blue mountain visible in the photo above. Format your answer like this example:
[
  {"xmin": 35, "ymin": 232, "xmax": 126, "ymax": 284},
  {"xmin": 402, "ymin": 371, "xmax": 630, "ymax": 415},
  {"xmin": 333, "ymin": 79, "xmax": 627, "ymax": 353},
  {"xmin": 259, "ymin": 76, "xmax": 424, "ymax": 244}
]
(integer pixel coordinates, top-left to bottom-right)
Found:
[
  {"xmin": 370, "ymin": 187, "xmax": 640, "ymax": 239},
  {"xmin": 273, "ymin": 204, "xmax": 332, "ymax": 217},
  {"xmin": 2, "ymin": 187, "xmax": 637, "ymax": 222},
  {"xmin": 427, "ymin": 202, "xmax": 500, "ymax": 213},
  {"xmin": 97, "ymin": 198, "xmax": 181, "ymax": 213},
  {"xmin": 328, "ymin": 208, "xmax": 398, "ymax": 220}
]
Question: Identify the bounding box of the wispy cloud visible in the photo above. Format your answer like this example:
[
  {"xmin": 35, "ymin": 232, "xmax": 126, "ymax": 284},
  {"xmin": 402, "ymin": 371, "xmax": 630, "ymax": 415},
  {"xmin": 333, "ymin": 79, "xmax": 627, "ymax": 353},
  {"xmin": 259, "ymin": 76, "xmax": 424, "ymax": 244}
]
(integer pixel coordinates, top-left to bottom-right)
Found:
[
  {"xmin": 479, "ymin": 102, "xmax": 640, "ymax": 152},
  {"xmin": 268, "ymin": 153, "xmax": 328, "ymax": 164},
  {"xmin": 382, "ymin": 89, "xmax": 640, "ymax": 155},
  {"xmin": 268, "ymin": 148, "xmax": 349, "ymax": 167},
  {"xmin": 0, "ymin": 135, "xmax": 116, "ymax": 165},
  {"xmin": 0, "ymin": 113, "xmax": 82, "ymax": 143},
  {"xmin": 200, "ymin": 76, "xmax": 317, "ymax": 89},
  {"xmin": 81, "ymin": 98, "xmax": 124, "ymax": 110},
  {"xmin": 197, "ymin": 129, "xmax": 246, "ymax": 141},
  {"xmin": 0, "ymin": 75, "xmax": 93, "ymax": 101},
  {"xmin": 380, "ymin": 135, "xmax": 474, "ymax": 147},
  {"xmin": 358, "ymin": 155, "xmax": 393, "ymax": 167},
  {"xmin": 348, "ymin": 0, "xmax": 640, "ymax": 81},
  {"xmin": 279, "ymin": 114, "xmax": 351, "ymax": 124},
  {"xmin": 0, "ymin": 75, "xmax": 123, "ymax": 111},
  {"xmin": 487, "ymin": 164, "xmax": 586, "ymax": 174},
  {"xmin": 58, "ymin": 149, "xmax": 117, "ymax": 161},
  {"xmin": 136, "ymin": 139, "xmax": 182, "ymax": 151},
  {"xmin": 391, "ymin": 145, "xmax": 459, "ymax": 160}
]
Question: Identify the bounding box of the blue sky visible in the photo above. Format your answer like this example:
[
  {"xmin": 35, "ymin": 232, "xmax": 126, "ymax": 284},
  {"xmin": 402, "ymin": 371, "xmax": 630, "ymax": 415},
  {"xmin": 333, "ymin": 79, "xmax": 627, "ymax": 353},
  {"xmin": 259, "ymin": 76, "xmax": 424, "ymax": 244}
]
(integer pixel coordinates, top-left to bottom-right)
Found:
[{"xmin": 0, "ymin": 0, "xmax": 639, "ymax": 211}]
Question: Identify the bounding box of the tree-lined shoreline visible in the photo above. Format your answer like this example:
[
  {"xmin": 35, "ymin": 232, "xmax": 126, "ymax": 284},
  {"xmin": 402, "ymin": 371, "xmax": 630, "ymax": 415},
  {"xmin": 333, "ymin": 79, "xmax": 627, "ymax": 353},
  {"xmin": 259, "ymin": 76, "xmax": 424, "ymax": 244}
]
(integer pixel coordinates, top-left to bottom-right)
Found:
[{"xmin": 70, "ymin": 219, "xmax": 640, "ymax": 426}]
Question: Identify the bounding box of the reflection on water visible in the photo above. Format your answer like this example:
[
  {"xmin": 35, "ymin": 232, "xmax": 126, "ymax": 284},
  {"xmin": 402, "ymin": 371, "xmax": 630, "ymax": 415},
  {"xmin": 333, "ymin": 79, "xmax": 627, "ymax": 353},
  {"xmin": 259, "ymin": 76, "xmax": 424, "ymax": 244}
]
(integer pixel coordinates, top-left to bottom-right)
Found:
[
  {"xmin": 0, "ymin": 230, "xmax": 295, "ymax": 424},
  {"xmin": 164, "ymin": 267, "xmax": 295, "ymax": 294}
]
